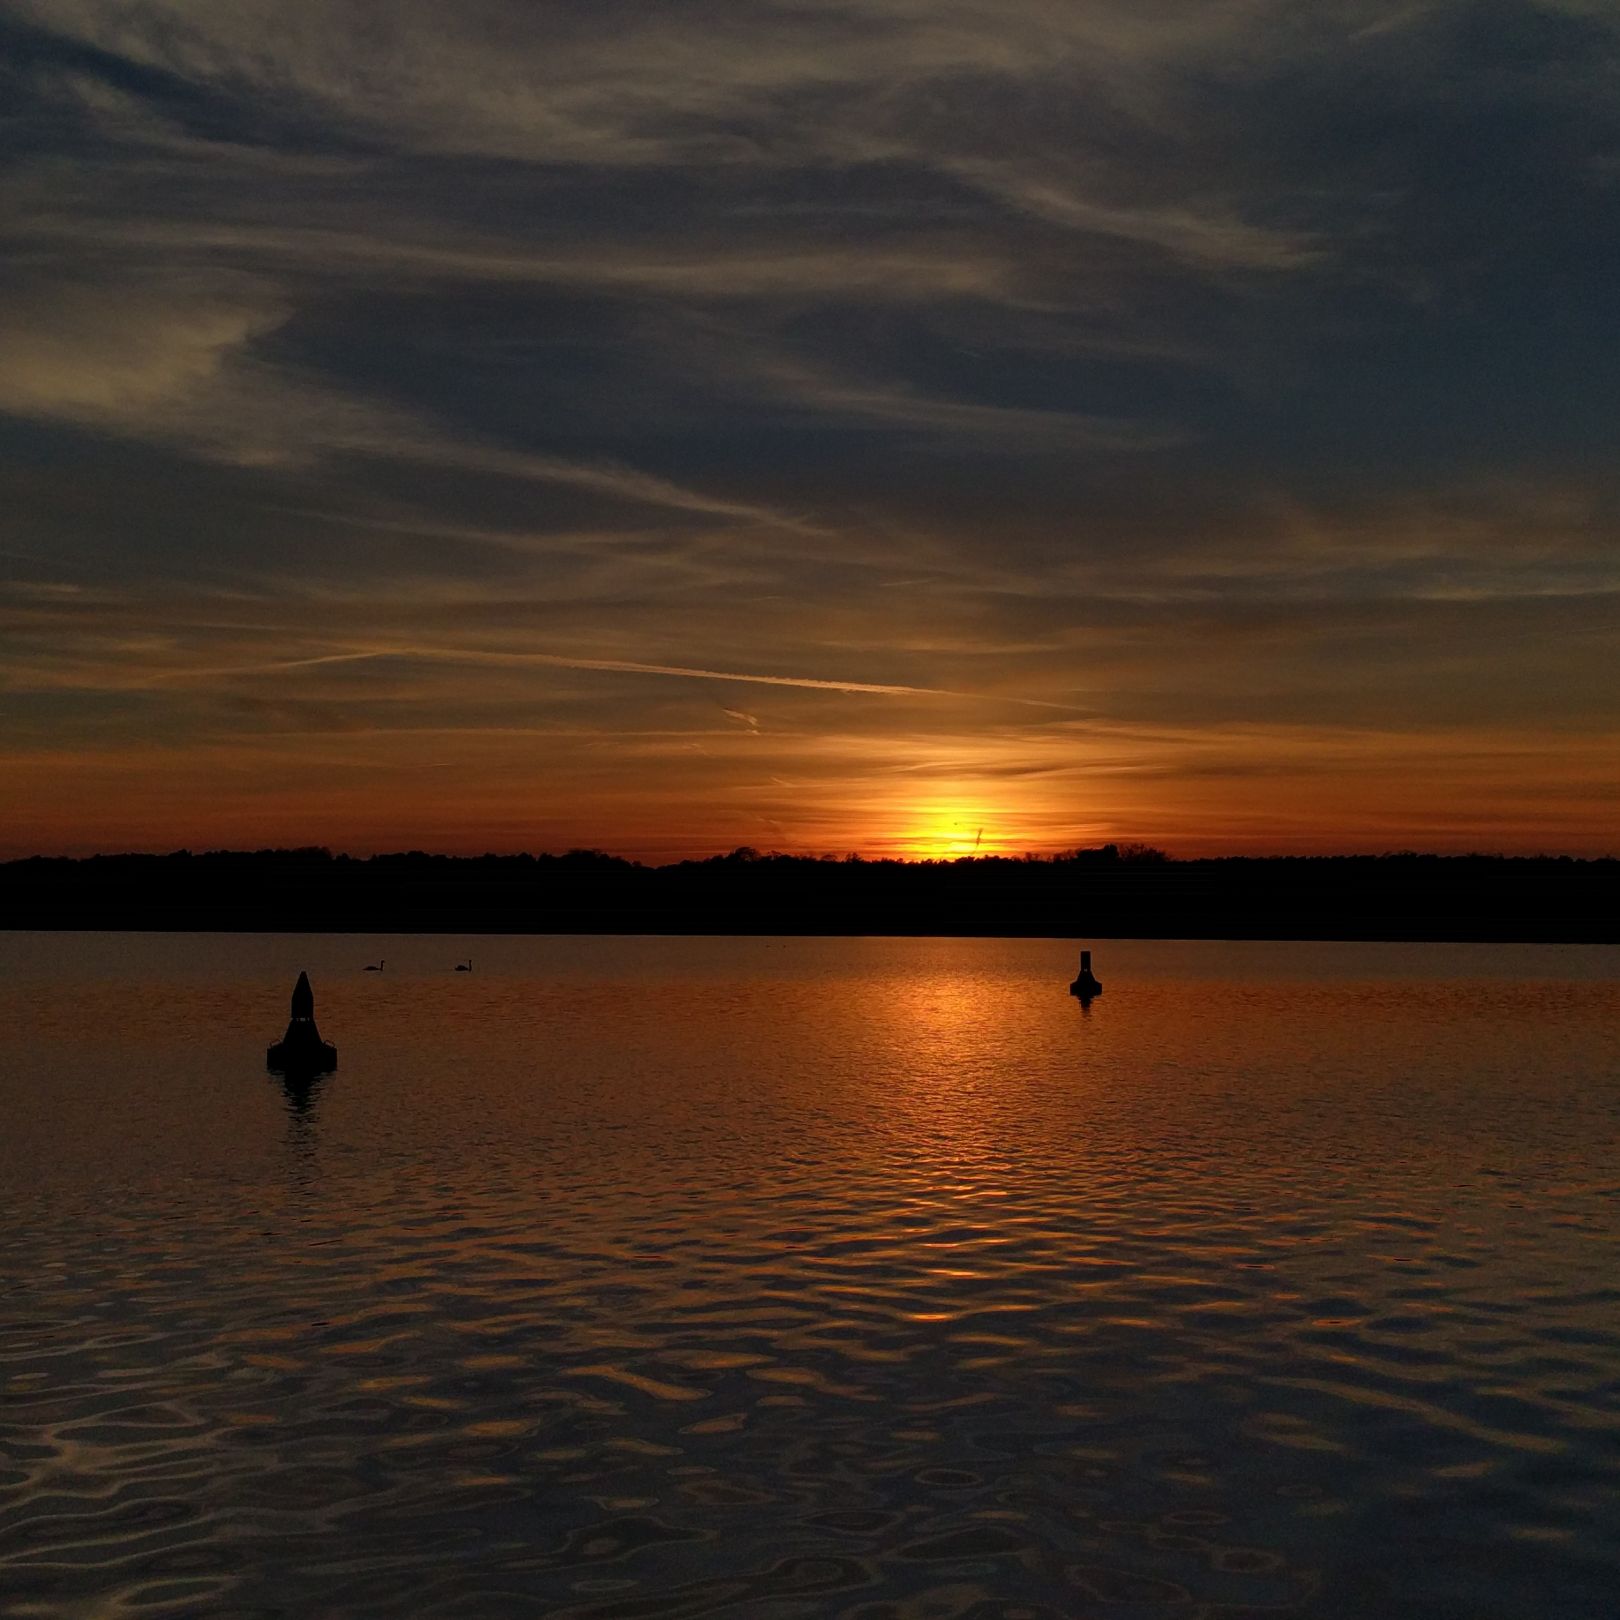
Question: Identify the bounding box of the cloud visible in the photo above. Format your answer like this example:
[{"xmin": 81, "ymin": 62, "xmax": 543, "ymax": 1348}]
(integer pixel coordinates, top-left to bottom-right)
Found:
[
  {"xmin": 0, "ymin": 273, "xmax": 286, "ymax": 427},
  {"xmin": 12, "ymin": 1, "xmax": 1267, "ymax": 165},
  {"xmin": 0, "ymin": 264, "xmax": 817, "ymax": 536},
  {"xmin": 721, "ymin": 348, "xmax": 1181, "ymax": 448},
  {"xmin": 940, "ymin": 162, "xmax": 1321, "ymax": 271},
  {"xmin": 2, "ymin": 0, "xmax": 1618, "ymax": 855},
  {"xmin": 0, "ymin": 267, "xmax": 434, "ymax": 469},
  {"xmin": 2, "ymin": 0, "xmax": 1357, "ymax": 304}
]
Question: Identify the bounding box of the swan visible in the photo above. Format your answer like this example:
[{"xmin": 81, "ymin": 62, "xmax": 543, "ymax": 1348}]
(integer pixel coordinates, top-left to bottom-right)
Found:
[
  {"xmin": 454, "ymin": 959, "xmax": 472, "ymax": 972},
  {"xmin": 363, "ymin": 959, "xmax": 384, "ymax": 972}
]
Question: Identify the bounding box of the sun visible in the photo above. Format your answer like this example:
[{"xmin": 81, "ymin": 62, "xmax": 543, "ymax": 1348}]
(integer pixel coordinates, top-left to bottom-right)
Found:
[{"xmin": 899, "ymin": 803, "xmax": 996, "ymax": 861}]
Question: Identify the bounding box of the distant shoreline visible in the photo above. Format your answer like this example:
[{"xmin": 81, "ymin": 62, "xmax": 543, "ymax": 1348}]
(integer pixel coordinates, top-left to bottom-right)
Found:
[
  {"xmin": 5, "ymin": 848, "xmax": 1615, "ymax": 945},
  {"xmin": 6, "ymin": 928, "xmax": 1618, "ymax": 946}
]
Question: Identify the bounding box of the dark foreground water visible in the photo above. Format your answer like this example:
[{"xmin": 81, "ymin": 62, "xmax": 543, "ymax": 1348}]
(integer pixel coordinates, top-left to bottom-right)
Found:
[{"xmin": 1, "ymin": 935, "xmax": 1617, "ymax": 1620}]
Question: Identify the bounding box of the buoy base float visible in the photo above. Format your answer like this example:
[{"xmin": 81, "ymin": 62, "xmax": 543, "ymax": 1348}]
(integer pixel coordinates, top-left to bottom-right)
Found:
[
  {"xmin": 267, "ymin": 1027, "xmax": 338, "ymax": 1073},
  {"xmin": 267, "ymin": 971, "xmax": 338, "ymax": 1073},
  {"xmin": 1069, "ymin": 948, "xmax": 1103, "ymax": 998}
]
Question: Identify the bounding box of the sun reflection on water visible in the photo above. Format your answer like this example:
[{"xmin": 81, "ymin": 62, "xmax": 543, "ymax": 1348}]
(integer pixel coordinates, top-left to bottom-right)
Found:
[{"xmin": 2, "ymin": 936, "xmax": 1619, "ymax": 1619}]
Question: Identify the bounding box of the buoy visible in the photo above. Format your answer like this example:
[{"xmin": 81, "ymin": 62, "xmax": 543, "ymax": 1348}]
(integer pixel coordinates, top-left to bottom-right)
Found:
[
  {"xmin": 267, "ymin": 971, "xmax": 338, "ymax": 1073},
  {"xmin": 1069, "ymin": 948, "xmax": 1103, "ymax": 999}
]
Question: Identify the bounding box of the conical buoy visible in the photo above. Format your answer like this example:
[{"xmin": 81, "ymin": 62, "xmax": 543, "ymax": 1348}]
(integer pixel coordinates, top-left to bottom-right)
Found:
[
  {"xmin": 267, "ymin": 971, "xmax": 338, "ymax": 1073},
  {"xmin": 1069, "ymin": 948, "xmax": 1102, "ymax": 999}
]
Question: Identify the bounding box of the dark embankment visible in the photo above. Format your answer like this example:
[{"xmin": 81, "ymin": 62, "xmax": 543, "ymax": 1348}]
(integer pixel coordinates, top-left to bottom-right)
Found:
[{"xmin": 3, "ymin": 846, "xmax": 1615, "ymax": 941}]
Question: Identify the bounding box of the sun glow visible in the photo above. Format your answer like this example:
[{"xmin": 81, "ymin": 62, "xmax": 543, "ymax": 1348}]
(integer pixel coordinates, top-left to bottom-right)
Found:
[{"xmin": 897, "ymin": 803, "xmax": 1000, "ymax": 861}]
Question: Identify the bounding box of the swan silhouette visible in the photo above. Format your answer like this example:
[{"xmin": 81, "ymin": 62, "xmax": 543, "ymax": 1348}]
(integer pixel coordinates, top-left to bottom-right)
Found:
[
  {"xmin": 363, "ymin": 959, "xmax": 384, "ymax": 972},
  {"xmin": 454, "ymin": 959, "xmax": 472, "ymax": 972}
]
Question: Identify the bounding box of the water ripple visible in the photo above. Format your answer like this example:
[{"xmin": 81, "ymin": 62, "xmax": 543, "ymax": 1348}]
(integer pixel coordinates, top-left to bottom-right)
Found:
[{"xmin": 2, "ymin": 935, "xmax": 1619, "ymax": 1617}]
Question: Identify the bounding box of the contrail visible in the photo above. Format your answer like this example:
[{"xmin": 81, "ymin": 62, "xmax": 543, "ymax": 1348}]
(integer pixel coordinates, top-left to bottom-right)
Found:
[
  {"xmin": 408, "ymin": 648, "xmax": 1086, "ymax": 710},
  {"xmin": 451, "ymin": 649, "xmax": 962, "ymax": 698},
  {"xmin": 142, "ymin": 645, "xmax": 1083, "ymax": 710}
]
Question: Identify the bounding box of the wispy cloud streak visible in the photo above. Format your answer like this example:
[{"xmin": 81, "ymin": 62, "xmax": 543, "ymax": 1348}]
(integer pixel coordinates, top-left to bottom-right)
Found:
[{"xmin": 2, "ymin": 0, "xmax": 1618, "ymax": 854}]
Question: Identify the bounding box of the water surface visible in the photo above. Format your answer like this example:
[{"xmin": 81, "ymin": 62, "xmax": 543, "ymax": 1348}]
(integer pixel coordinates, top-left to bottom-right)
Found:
[{"xmin": 2, "ymin": 935, "xmax": 1618, "ymax": 1618}]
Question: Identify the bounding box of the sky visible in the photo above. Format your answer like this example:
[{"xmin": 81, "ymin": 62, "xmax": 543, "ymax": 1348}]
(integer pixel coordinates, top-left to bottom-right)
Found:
[{"xmin": 2, "ymin": 0, "xmax": 1617, "ymax": 861}]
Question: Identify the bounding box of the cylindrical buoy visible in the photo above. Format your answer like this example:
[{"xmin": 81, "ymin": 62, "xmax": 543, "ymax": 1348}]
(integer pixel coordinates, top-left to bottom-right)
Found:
[{"xmin": 1070, "ymin": 948, "xmax": 1103, "ymax": 998}]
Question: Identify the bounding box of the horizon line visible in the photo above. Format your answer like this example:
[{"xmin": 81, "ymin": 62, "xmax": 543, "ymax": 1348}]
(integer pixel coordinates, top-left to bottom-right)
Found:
[{"xmin": 4, "ymin": 844, "xmax": 1616, "ymax": 867}]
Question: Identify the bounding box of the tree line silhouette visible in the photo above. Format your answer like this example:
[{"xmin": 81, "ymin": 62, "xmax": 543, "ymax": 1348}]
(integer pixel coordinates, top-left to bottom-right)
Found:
[{"xmin": 3, "ymin": 844, "xmax": 1614, "ymax": 941}]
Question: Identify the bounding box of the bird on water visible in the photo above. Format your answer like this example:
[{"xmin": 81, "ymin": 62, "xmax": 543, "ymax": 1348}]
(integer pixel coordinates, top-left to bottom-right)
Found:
[
  {"xmin": 363, "ymin": 959, "xmax": 384, "ymax": 972},
  {"xmin": 455, "ymin": 959, "xmax": 472, "ymax": 972}
]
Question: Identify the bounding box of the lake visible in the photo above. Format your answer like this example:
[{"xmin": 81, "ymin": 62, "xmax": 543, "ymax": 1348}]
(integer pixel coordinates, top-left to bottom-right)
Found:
[{"xmin": 2, "ymin": 934, "xmax": 1617, "ymax": 1619}]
